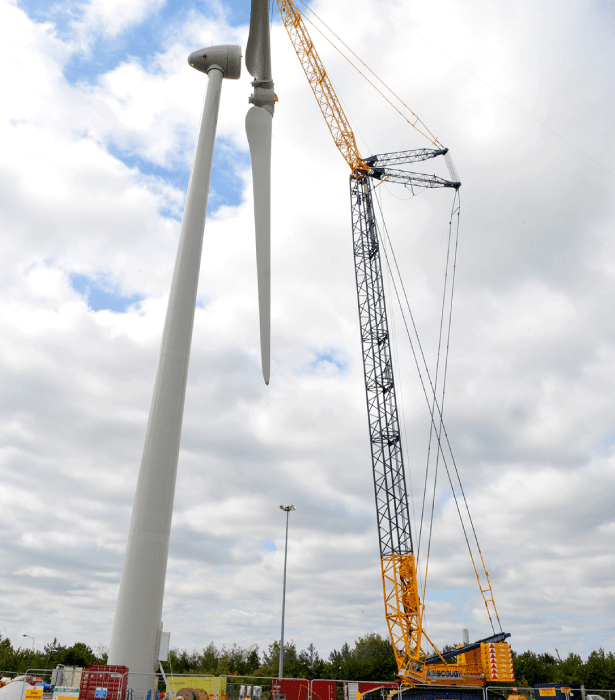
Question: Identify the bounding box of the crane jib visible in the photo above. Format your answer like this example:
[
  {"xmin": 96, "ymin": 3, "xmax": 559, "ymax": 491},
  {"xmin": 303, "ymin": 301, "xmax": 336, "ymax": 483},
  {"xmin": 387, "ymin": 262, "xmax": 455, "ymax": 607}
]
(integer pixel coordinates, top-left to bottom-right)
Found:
[{"xmin": 365, "ymin": 149, "xmax": 461, "ymax": 189}]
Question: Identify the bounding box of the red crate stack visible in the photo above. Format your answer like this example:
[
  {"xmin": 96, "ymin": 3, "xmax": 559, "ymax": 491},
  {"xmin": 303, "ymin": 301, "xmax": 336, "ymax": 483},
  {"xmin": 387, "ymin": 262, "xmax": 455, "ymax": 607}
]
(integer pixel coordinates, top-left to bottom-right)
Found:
[{"xmin": 79, "ymin": 665, "xmax": 129, "ymax": 700}]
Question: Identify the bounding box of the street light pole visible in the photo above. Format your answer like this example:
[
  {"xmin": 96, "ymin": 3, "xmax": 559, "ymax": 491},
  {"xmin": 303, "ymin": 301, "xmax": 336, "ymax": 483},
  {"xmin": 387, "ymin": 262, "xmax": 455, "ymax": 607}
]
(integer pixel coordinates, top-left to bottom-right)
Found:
[
  {"xmin": 278, "ymin": 505, "xmax": 296, "ymax": 680},
  {"xmin": 22, "ymin": 635, "xmax": 35, "ymax": 671}
]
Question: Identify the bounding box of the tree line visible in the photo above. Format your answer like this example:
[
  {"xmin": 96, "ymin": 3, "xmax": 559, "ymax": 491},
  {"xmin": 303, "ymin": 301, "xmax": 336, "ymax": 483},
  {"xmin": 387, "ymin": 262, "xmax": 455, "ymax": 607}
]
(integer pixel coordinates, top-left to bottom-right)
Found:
[
  {"xmin": 513, "ymin": 650, "xmax": 615, "ymax": 689},
  {"xmin": 160, "ymin": 634, "xmax": 397, "ymax": 681},
  {"xmin": 0, "ymin": 636, "xmax": 106, "ymax": 674},
  {"xmin": 2, "ymin": 632, "xmax": 615, "ymax": 689}
]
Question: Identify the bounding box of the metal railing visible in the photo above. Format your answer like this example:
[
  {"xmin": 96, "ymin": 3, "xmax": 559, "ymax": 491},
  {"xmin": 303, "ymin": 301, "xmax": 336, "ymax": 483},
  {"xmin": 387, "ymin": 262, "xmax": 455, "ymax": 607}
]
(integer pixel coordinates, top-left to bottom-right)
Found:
[
  {"xmin": 218, "ymin": 677, "xmax": 488, "ymax": 700},
  {"xmin": 5, "ymin": 669, "xmax": 56, "ymax": 700},
  {"xmin": 16, "ymin": 671, "xmax": 614, "ymax": 700},
  {"xmin": 485, "ymin": 688, "xmax": 615, "ymax": 700}
]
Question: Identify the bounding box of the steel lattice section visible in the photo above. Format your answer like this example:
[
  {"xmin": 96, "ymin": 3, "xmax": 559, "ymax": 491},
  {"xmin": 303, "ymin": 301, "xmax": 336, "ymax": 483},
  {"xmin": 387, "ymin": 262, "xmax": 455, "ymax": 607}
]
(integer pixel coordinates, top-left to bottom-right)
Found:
[
  {"xmin": 364, "ymin": 148, "xmax": 449, "ymax": 167},
  {"xmin": 381, "ymin": 553, "xmax": 426, "ymax": 680},
  {"xmin": 276, "ymin": 0, "xmax": 368, "ymax": 174},
  {"xmin": 350, "ymin": 174, "xmax": 412, "ymax": 558},
  {"xmin": 369, "ymin": 168, "xmax": 460, "ymax": 189}
]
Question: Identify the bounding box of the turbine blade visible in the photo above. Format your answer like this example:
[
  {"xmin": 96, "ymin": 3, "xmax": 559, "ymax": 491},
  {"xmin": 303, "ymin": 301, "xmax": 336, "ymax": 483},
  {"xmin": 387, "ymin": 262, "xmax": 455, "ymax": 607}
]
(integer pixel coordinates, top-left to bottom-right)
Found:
[
  {"xmin": 246, "ymin": 105, "xmax": 272, "ymax": 385},
  {"xmin": 245, "ymin": 0, "xmax": 272, "ymax": 82}
]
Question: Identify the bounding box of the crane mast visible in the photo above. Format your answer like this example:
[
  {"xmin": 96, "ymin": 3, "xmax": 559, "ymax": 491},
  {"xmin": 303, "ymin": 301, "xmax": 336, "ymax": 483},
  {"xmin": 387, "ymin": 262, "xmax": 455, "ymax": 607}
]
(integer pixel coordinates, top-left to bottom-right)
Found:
[
  {"xmin": 351, "ymin": 172, "xmax": 424, "ymax": 680},
  {"xmin": 275, "ymin": 0, "xmax": 513, "ymax": 688}
]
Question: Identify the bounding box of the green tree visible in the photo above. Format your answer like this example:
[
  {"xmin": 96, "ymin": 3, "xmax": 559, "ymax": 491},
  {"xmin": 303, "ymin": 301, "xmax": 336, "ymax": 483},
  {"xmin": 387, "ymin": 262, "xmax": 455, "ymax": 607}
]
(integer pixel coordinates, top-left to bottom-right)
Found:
[
  {"xmin": 0, "ymin": 634, "xmax": 103, "ymax": 673},
  {"xmin": 166, "ymin": 648, "xmax": 200, "ymax": 674},
  {"xmin": 295, "ymin": 643, "xmax": 326, "ymax": 680},
  {"xmin": 57, "ymin": 643, "xmax": 99, "ymax": 668},
  {"xmin": 160, "ymin": 643, "xmax": 261, "ymax": 677},
  {"xmin": 258, "ymin": 640, "xmax": 319, "ymax": 678},
  {"xmin": 325, "ymin": 634, "xmax": 396, "ymax": 681},
  {"xmin": 42, "ymin": 639, "xmax": 67, "ymax": 671},
  {"xmin": 585, "ymin": 649, "xmax": 615, "ymax": 689},
  {"xmin": 199, "ymin": 643, "xmax": 221, "ymax": 674},
  {"xmin": 218, "ymin": 644, "xmax": 261, "ymax": 676},
  {"xmin": 0, "ymin": 634, "xmax": 16, "ymax": 673},
  {"xmin": 558, "ymin": 652, "xmax": 584, "ymax": 686},
  {"xmin": 513, "ymin": 651, "xmax": 558, "ymax": 687}
]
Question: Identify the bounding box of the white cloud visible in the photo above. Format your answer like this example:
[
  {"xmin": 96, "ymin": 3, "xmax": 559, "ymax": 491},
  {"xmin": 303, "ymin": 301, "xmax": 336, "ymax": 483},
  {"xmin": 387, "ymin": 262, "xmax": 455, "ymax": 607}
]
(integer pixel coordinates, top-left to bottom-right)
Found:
[{"xmin": 67, "ymin": 0, "xmax": 167, "ymax": 51}]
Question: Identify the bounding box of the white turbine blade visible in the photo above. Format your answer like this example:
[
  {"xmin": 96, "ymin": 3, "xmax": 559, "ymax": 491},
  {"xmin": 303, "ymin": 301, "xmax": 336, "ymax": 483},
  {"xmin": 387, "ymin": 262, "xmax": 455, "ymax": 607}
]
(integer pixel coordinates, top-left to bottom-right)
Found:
[
  {"xmin": 245, "ymin": 0, "xmax": 272, "ymax": 81},
  {"xmin": 246, "ymin": 105, "xmax": 272, "ymax": 385}
]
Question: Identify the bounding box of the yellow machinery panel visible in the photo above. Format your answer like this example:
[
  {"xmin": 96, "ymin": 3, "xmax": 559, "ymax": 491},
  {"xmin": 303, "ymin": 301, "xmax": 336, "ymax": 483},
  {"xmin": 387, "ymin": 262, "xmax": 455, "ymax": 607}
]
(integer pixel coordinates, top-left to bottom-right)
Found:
[
  {"xmin": 167, "ymin": 677, "xmax": 227, "ymax": 697},
  {"xmin": 481, "ymin": 642, "xmax": 515, "ymax": 682}
]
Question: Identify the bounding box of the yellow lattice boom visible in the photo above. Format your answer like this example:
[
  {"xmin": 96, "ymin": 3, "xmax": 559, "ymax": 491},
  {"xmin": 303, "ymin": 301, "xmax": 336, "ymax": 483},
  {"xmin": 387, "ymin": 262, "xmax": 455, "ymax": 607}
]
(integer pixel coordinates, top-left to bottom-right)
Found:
[
  {"xmin": 275, "ymin": 0, "xmax": 369, "ymax": 175},
  {"xmin": 381, "ymin": 552, "xmax": 429, "ymax": 682}
]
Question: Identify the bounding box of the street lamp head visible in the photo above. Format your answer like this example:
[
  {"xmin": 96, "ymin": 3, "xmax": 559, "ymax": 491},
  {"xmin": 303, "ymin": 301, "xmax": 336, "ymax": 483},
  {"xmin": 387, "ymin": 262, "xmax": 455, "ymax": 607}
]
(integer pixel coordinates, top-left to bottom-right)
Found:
[{"xmin": 279, "ymin": 505, "xmax": 296, "ymax": 512}]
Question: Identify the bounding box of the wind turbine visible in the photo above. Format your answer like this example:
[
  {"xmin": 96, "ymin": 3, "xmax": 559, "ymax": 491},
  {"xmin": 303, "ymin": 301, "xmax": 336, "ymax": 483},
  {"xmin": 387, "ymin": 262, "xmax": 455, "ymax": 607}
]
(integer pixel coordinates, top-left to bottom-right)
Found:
[{"xmin": 108, "ymin": 1, "xmax": 274, "ymax": 682}]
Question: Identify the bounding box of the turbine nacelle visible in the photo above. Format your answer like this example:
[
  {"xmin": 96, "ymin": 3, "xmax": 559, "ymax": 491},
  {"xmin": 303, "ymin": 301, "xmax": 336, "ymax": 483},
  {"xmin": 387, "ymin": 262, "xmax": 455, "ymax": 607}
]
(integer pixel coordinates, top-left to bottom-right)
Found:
[{"xmin": 188, "ymin": 45, "xmax": 242, "ymax": 79}]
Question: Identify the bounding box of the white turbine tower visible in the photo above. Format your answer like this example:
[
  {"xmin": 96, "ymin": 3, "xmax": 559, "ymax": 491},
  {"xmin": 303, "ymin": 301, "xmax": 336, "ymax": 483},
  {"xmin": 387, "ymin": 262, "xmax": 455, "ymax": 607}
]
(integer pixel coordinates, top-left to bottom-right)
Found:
[{"xmin": 108, "ymin": 0, "xmax": 274, "ymax": 682}]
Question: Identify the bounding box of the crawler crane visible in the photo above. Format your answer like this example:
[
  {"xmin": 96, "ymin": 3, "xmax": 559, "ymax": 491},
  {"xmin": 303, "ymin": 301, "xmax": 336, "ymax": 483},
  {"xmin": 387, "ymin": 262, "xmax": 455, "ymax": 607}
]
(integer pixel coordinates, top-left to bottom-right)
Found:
[{"xmin": 273, "ymin": 0, "xmax": 515, "ymax": 692}]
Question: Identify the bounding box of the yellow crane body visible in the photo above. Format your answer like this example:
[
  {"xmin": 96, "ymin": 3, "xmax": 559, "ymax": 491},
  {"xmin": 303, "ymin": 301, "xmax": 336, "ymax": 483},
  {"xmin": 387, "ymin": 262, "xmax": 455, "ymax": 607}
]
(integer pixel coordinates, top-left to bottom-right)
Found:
[{"xmin": 274, "ymin": 0, "xmax": 512, "ymax": 689}]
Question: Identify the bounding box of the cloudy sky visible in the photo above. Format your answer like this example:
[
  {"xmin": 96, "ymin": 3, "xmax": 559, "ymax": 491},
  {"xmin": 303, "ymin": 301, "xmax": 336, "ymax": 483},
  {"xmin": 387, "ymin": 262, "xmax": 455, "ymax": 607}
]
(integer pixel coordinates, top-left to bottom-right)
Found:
[{"xmin": 1, "ymin": 0, "xmax": 614, "ymax": 668}]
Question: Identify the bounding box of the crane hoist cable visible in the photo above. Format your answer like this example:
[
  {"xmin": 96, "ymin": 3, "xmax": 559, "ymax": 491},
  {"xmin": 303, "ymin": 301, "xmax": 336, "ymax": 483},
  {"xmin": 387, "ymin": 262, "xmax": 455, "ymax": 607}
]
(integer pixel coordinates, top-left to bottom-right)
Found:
[
  {"xmin": 378, "ymin": 185, "xmax": 502, "ymax": 632},
  {"xmin": 374, "ymin": 188, "xmax": 503, "ymax": 634},
  {"xmin": 419, "ymin": 192, "xmax": 460, "ymax": 563}
]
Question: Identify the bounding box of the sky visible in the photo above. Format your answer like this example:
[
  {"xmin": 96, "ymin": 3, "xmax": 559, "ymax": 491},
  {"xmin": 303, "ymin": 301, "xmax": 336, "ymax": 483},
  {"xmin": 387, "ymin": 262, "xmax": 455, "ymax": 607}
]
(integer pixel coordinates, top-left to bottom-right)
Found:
[{"xmin": 1, "ymin": 0, "xmax": 615, "ymax": 670}]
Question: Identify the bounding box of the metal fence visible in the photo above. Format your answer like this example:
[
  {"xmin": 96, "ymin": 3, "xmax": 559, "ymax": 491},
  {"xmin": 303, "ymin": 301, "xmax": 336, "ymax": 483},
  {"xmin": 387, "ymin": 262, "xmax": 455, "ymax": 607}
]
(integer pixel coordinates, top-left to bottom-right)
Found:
[
  {"xmin": 223, "ymin": 675, "xmax": 286, "ymax": 700},
  {"xmin": 0, "ymin": 670, "xmax": 55, "ymax": 700},
  {"xmin": 5, "ymin": 673, "xmax": 614, "ymax": 700},
  {"xmin": 486, "ymin": 688, "xmax": 534, "ymax": 700},
  {"xmin": 485, "ymin": 688, "xmax": 615, "ymax": 700},
  {"xmin": 219, "ymin": 677, "xmax": 487, "ymax": 700}
]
